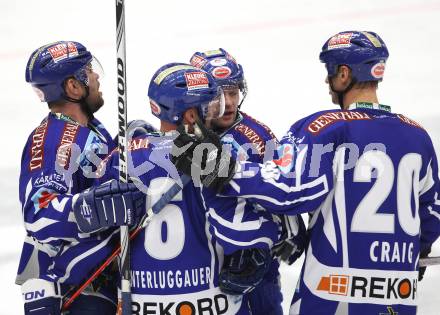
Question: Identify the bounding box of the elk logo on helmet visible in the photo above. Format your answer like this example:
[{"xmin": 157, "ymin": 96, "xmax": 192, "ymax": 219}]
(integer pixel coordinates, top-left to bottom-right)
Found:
[
  {"xmin": 328, "ymin": 32, "xmax": 353, "ymax": 50},
  {"xmin": 184, "ymin": 72, "xmax": 209, "ymax": 90},
  {"xmin": 48, "ymin": 42, "xmax": 79, "ymax": 63}
]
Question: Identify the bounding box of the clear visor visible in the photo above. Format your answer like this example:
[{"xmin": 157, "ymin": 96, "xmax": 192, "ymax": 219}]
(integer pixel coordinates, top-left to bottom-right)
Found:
[
  {"xmin": 220, "ymin": 79, "xmax": 247, "ymax": 106},
  {"xmin": 84, "ymin": 56, "xmax": 105, "ymax": 80},
  {"xmin": 202, "ymin": 87, "xmax": 225, "ymax": 121}
]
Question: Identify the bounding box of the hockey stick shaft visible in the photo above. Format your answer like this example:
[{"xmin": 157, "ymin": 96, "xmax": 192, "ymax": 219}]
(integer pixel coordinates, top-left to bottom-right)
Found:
[
  {"xmin": 62, "ymin": 177, "xmax": 190, "ymax": 311},
  {"xmin": 62, "ymin": 225, "xmax": 141, "ymax": 311},
  {"xmin": 419, "ymin": 256, "xmax": 440, "ymax": 267},
  {"xmin": 115, "ymin": 0, "xmax": 131, "ymax": 314}
]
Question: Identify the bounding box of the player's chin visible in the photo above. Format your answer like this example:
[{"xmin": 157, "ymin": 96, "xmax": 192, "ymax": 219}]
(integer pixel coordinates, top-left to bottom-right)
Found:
[
  {"xmin": 218, "ymin": 116, "xmax": 234, "ymax": 127},
  {"xmin": 224, "ymin": 112, "xmax": 236, "ymax": 121},
  {"xmin": 91, "ymin": 97, "xmax": 104, "ymax": 113}
]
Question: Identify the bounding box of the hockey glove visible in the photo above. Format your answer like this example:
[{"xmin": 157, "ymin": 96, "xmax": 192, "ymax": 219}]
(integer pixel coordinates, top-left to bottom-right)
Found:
[
  {"xmin": 127, "ymin": 119, "xmax": 158, "ymax": 138},
  {"xmin": 219, "ymin": 248, "xmax": 272, "ymax": 295},
  {"xmin": 22, "ymin": 279, "xmax": 61, "ymax": 315},
  {"xmin": 112, "ymin": 120, "xmax": 157, "ymax": 144},
  {"xmin": 171, "ymin": 122, "xmax": 236, "ymax": 192},
  {"xmin": 419, "ymin": 247, "xmax": 431, "ymax": 281},
  {"xmin": 272, "ymin": 214, "xmax": 308, "ymax": 265},
  {"xmin": 73, "ymin": 179, "xmax": 146, "ymax": 233}
]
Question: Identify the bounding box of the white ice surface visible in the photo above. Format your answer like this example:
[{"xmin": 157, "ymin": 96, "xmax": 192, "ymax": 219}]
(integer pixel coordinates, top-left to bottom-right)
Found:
[{"xmin": 0, "ymin": 0, "xmax": 439, "ymax": 314}]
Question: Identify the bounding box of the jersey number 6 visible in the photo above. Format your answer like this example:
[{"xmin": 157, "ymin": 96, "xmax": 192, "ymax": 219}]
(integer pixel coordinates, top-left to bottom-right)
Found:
[{"xmin": 144, "ymin": 177, "xmax": 186, "ymax": 260}]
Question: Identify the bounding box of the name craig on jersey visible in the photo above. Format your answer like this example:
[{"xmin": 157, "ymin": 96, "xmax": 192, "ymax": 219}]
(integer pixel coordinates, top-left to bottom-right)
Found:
[
  {"xmin": 370, "ymin": 241, "xmax": 414, "ymax": 264},
  {"xmin": 131, "ymin": 266, "xmax": 211, "ymax": 290}
]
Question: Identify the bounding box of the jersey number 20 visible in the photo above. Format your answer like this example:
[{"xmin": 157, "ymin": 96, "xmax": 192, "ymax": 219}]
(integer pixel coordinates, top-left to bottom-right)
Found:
[{"xmin": 351, "ymin": 151, "xmax": 421, "ymax": 236}]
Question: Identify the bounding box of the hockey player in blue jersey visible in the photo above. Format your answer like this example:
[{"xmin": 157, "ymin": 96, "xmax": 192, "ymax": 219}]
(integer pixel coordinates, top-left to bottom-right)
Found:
[
  {"xmin": 81, "ymin": 63, "xmax": 286, "ymax": 314},
  {"xmin": 171, "ymin": 31, "xmax": 440, "ymax": 314},
  {"xmin": 18, "ymin": 41, "xmax": 146, "ymax": 314},
  {"xmin": 190, "ymin": 48, "xmax": 307, "ymax": 315}
]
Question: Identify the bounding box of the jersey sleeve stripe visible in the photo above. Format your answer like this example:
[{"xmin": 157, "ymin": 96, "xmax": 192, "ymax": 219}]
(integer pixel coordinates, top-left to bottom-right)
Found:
[
  {"xmin": 208, "ymin": 207, "xmax": 265, "ymax": 231},
  {"xmin": 211, "ymin": 226, "xmax": 274, "ymax": 248}
]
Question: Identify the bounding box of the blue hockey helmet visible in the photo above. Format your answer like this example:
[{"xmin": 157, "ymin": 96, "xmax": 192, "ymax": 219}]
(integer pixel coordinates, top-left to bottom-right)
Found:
[
  {"xmin": 148, "ymin": 63, "xmax": 225, "ymax": 124},
  {"xmin": 25, "ymin": 41, "xmax": 100, "ymax": 103},
  {"xmin": 319, "ymin": 31, "xmax": 389, "ymax": 82},
  {"xmin": 190, "ymin": 48, "xmax": 247, "ymax": 96}
]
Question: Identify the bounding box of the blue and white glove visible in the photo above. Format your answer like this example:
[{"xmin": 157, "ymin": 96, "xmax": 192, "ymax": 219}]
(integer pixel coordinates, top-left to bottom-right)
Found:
[
  {"xmin": 127, "ymin": 119, "xmax": 158, "ymax": 138},
  {"xmin": 73, "ymin": 179, "xmax": 146, "ymax": 233},
  {"xmin": 219, "ymin": 248, "xmax": 272, "ymax": 295},
  {"xmin": 112, "ymin": 120, "xmax": 158, "ymax": 144},
  {"xmin": 272, "ymin": 214, "xmax": 307, "ymax": 265},
  {"xmin": 22, "ymin": 279, "xmax": 61, "ymax": 315}
]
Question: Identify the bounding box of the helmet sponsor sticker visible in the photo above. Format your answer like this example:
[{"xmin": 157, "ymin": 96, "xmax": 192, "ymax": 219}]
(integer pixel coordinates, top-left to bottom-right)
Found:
[
  {"xmin": 328, "ymin": 33, "xmax": 353, "ymax": 50},
  {"xmin": 28, "ymin": 43, "xmax": 54, "ymax": 76},
  {"xmin": 154, "ymin": 65, "xmax": 197, "ymax": 85},
  {"xmin": 184, "ymin": 71, "xmax": 209, "ymax": 90},
  {"xmin": 212, "ymin": 66, "xmax": 231, "ymax": 79},
  {"xmin": 210, "ymin": 58, "xmax": 227, "ymax": 67},
  {"xmin": 48, "ymin": 42, "xmax": 79, "ymax": 63},
  {"xmin": 362, "ymin": 31, "xmax": 382, "ymax": 47},
  {"xmin": 190, "ymin": 55, "xmax": 207, "ymax": 68},
  {"xmin": 203, "ymin": 49, "xmax": 222, "ymax": 57},
  {"xmin": 150, "ymin": 99, "xmax": 161, "ymax": 115},
  {"xmin": 371, "ymin": 62, "xmax": 385, "ymax": 79}
]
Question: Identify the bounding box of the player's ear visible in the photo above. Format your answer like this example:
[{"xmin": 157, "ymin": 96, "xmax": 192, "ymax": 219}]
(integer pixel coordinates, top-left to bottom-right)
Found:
[
  {"xmin": 183, "ymin": 108, "xmax": 198, "ymax": 125},
  {"xmin": 64, "ymin": 77, "xmax": 85, "ymax": 100},
  {"xmin": 338, "ymin": 65, "xmax": 352, "ymax": 84}
]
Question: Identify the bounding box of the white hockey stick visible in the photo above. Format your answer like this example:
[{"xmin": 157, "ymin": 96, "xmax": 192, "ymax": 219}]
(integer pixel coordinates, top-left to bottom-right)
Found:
[
  {"xmin": 115, "ymin": 0, "xmax": 131, "ymax": 313},
  {"xmin": 419, "ymin": 256, "xmax": 440, "ymax": 267}
]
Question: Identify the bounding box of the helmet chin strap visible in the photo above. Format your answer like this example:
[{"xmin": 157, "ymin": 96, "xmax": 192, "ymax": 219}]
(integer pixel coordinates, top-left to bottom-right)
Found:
[
  {"xmin": 329, "ymin": 76, "xmax": 357, "ymax": 109},
  {"xmin": 63, "ymin": 86, "xmax": 94, "ymax": 121},
  {"xmin": 236, "ymin": 80, "xmax": 248, "ymax": 112}
]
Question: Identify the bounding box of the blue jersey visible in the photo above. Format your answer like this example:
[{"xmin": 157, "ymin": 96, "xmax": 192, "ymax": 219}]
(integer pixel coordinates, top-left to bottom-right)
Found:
[
  {"xmin": 219, "ymin": 103, "xmax": 440, "ymax": 315},
  {"xmin": 17, "ymin": 113, "xmax": 116, "ymax": 286},
  {"xmin": 97, "ymin": 131, "xmax": 280, "ymax": 315},
  {"xmin": 220, "ymin": 112, "xmax": 278, "ymax": 163},
  {"xmin": 219, "ymin": 111, "xmax": 306, "ymax": 314}
]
